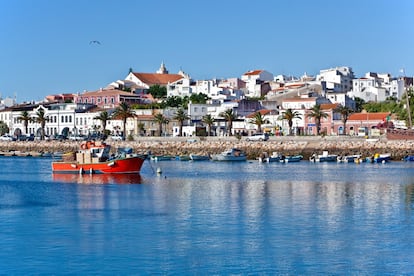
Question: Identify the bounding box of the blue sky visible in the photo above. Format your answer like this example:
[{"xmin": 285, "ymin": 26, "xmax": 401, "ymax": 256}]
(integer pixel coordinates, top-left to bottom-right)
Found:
[{"xmin": 1, "ymin": 0, "xmax": 413, "ymax": 102}]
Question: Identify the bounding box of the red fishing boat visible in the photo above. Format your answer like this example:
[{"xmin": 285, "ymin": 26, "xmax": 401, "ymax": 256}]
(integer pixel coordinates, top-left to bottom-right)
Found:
[{"xmin": 52, "ymin": 141, "xmax": 147, "ymax": 174}]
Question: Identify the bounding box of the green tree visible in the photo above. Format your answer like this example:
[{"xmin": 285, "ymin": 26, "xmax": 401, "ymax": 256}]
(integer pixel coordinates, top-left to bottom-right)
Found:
[
  {"xmin": 153, "ymin": 113, "xmax": 168, "ymax": 136},
  {"xmin": 137, "ymin": 122, "xmax": 145, "ymax": 136},
  {"xmin": 112, "ymin": 102, "xmax": 135, "ymax": 140},
  {"xmin": 220, "ymin": 109, "xmax": 237, "ymax": 136},
  {"xmin": 249, "ymin": 111, "xmax": 269, "ymax": 133},
  {"xmin": 334, "ymin": 105, "xmax": 353, "ymax": 135},
  {"xmin": 189, "ymin": 93, "xmax": 209, "ymax": 104},
  {"xmin": 93, "ymin": 111, "xmax": 110, "ymax": 133},
  {"xmin": 307, "ymin": 104, "xmax": 328, "ymax": 135},
  {"xmin": 354, "ymin": 97, "xmax": 366, "ymax": 112},
  {"xmin": 0, "ymin": 121, "xmax": 9, "ymax": 135},
  {"xmin": 202, "ymin": 114, "xmax": 215, "ymax": 136},
  {"xmin": 148, "ymin": 84, "xmax": 167, "ymax": 99},
  {"xmin": 17, "ymin": 110, "xmax": 32, "ymax": 135},
  {"xmin": 173, "ymin": 108, "xmax": 190, "ymax": 136},
  {"xmin": 34, "ymin": 108, "xmax": 49, "ymax": 140},
  {"xmin": 163, "ymin": 96, "xmax": 183, "ymax": 108},
  {"xmin": 282, "ymin": 108, "xmax": 302, "ymax": 135}
]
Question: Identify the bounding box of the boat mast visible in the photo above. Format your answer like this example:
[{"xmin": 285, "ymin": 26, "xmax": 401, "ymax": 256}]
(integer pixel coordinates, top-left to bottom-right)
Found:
[{"xmin": 402, "ymin": 69, "xmax": 412, "ymax": 129}]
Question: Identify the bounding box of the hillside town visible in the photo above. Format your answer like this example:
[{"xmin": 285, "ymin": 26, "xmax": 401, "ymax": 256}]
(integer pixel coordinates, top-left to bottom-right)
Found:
[{"xmin": 0, "ymin": 63, "xmax": 412, "ymax": 141}]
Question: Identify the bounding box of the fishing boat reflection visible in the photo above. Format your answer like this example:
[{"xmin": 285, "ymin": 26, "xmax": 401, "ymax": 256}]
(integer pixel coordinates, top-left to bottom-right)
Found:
[{"xmin": 52, "ymin": 173, "xmax": 143, "ymax": 184}]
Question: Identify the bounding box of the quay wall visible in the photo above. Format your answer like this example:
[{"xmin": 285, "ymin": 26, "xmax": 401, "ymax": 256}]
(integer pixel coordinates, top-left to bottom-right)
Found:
[{"xmin": 1, "ymin": 136, "xmax": 414, "ymax": 160}]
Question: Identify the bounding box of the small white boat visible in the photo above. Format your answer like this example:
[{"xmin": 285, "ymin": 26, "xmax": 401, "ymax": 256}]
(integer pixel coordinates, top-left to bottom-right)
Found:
[
  {"xmin": 337, "ymin": 154, "xmax": 361, "ymax": 163},
  {"xmin": 259, "ymin": 152, "xmax": 281, "ymax": 163},
  {"xmin": 310, "ymin": 151, "xmax": 337, "ymax": 162},
  {"xmin": 211, "ymin": 148, "xmax": 247, "ymax": 162}
]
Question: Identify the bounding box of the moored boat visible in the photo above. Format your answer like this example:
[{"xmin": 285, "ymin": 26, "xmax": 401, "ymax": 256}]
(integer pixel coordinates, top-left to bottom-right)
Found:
[
  {"xmin": 259, "ymin": 152, "xmax": 281, "ymax": 163},
  {"xmin": 211, "ymin": 148, "xmax": 247, "ymax": 161},
  {"xmin": 337, "ymin": 154, "xmax": 362, "ymax": 163},
  {"xmin": 403, "ymin": 155, "xmax": 414, "ymax": 161},
  {"xmin": 189, "ymin": 154, "xmax": 210, "ymax": 161},
  {"xmin": 150, "ymin": 155, "xmax": 175, "ymax": 161},
  {"xmin": 280, "ymin": 155, "xmax": 303, "ymax": 163},
  {"xmin": 176, "ymin": 155, "xmax": 191, "ymax": 161},
  {"xmin": 310, "ymin": 151, "xmax": 338, "ymax": 162},
  {"xmin": 386, "ymin": 128, "xmax": 414, "ymax": 140},
  {"xmin": 366, "ymin": 153, "xmax": 391, "ymax": 163},
  {"xmin": 52, "ymin": 141, "xmax": 146, "ymax": 174}
]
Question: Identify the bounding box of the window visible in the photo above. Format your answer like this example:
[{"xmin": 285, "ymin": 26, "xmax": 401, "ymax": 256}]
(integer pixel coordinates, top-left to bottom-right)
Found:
[
  {"xmin": 111, "ymin": 97, "xmax": 115, "ymax": 103},
  {"xmin": 97, "ymin": 97, "xmax": 101, "ymax": 103}
]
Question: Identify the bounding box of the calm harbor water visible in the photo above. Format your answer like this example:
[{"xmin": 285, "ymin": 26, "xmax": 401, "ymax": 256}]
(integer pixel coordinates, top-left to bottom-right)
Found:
[{"xmin": 0, "ymin": 156, "xmax": 413, "ymax": 274}]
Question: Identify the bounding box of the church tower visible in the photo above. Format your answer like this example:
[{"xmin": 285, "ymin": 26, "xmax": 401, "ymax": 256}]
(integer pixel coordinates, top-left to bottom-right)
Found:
[{"xmin": 156, "ymin": 62, "xmax": 169, "ymax": 74}]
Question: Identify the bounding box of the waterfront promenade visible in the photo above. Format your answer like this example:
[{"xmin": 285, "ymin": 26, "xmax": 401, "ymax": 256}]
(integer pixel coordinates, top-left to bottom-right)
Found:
[{"xmin": 1, "ymin": 135, "xmax": 414, "ymax": 160}]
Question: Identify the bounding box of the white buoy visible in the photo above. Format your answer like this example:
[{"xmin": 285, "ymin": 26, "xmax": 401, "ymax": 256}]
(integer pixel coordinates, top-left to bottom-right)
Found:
[
  {"xmin": 89, "ymin": 168, "xmax": 93, "ymax": 174},
  {"xmin": 382, "ymin": 160, "xmax": 386, "ymax": 164},
  {"xmin": 156, "ymin": 167, "xmax": 162, "ymax": 175},
  {"xmin": 79, "ymin": 168, "xmax": 83, "ymax": 174}
]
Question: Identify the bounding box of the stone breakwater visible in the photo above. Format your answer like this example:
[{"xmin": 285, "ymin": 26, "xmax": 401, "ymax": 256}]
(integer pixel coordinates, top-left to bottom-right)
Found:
[{"xmin": 1, "ymin": 137, "xmax": 414, "ymax": 160}]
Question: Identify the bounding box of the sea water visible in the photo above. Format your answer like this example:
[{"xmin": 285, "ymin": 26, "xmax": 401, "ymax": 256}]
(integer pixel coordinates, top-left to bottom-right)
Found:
[{"xmin": 0, "ymin": 156, "xmax": 413, "ymax": 274}]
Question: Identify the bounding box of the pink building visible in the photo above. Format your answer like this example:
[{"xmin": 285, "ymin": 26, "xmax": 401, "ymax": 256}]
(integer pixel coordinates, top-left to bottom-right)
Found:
[{"xmin": 75, "ymin": 89, "xmax": 144, "ymax": 108}]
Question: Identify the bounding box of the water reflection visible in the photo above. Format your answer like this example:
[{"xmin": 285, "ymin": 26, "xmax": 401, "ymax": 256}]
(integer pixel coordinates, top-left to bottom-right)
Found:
[{"xmin": 52, "ymin": 173, "xmax": 143, "ymax": 185}]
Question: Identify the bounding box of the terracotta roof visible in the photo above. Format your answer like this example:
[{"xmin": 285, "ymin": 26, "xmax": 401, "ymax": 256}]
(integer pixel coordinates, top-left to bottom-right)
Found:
[
  {"xmin": 79, "ymin": 89, "xmax": 139, "ymax": 97},
  {"xmin": 132, "ymin": 73, "xmax": 183, "ymax": 85},
  {"xmin": 246, "ymin": 109, "xmax": 271, "ymax": 118},
  {"xmin": 348, "ymin": 112, "xmax": 390, "ymax": 121},
  {"xmin": 320, "ymin": 103, "xmax": 339, "ymax": 110},
  {"xmin": 243, "ymin": 70, "xmax": 263, "ymax": 76}
]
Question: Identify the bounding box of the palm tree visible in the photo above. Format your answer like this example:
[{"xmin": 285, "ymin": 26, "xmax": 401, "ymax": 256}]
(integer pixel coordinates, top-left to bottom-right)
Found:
[
  {"xmin": 153, "ymin": 113, "xmax": 168, "ymax": 136},
  {"xmin": 307, "ymin": 104, "xmax": 328, "ymax": 135},
  {"xmin": 34, "ymin": 108, "xmax": 49, "ymax": 140},
  {"xmin": 17, "ymin": 110, "xmax": 32, "ymax": 135},
  {"xmin": 220, "ymin": 109, "xmax": 237, "ymax": 136},
  {"xmin": 249, "ymin": 111, "xmax": 269, "ymax": 133},
  {"xmin": 202, "ymin": 114, "xmax": 215, "ymax": 136},
  {"xmin": 173, "ymin": 108, "xmax": 190, "ymax": 136},
  {"xmin": 282, "ymin": 108, "xmax": 302, "ymax": 135},
  {"xmin": 111, "ymin": 102, "xmax": 135, "ymax": 140},
  {"xmin": 94, "ymin": 111, "xmax": 110, "ymax": 134},
  {"xmin": 334, "ymin": 105, "xmax": 353, "ymax": 135}
]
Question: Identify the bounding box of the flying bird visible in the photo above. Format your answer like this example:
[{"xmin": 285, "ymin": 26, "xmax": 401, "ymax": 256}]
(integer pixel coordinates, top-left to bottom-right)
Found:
[{"xmin": 89, "ymin": 40, "xmax": 101, "ymax": 45}]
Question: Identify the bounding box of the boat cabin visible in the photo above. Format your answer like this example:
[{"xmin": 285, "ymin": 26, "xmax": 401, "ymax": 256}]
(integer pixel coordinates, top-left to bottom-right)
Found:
[{"xmin": 77, "ymin": 141, "xmax": 111, "ymax": 164}]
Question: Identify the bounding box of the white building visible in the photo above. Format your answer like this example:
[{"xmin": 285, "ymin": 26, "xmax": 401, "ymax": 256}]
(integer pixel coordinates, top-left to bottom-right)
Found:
[
  {"xmin": 241, "ymin": 69, "xmax": 274, "ymax": 98},
  {"xmin": 316, "ymin": 66, "xmax": 354, "ymax": 93},
  {"xmin": 349, "ymin": 72, "xmax": 404, "ymax": 102}
]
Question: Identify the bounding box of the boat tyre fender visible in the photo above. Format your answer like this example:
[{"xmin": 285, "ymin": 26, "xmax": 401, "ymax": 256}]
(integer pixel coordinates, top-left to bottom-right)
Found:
[{"xmin": 80, "ymin": 143, "xmax": 87, "ymax": 150}]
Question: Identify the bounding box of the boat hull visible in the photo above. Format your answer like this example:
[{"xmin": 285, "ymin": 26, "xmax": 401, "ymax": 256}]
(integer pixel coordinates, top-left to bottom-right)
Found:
[
  {"xmin": 386, "ymin": 128, "xmax": 414, "ymax": 140},
  {"xmin": 52, "ymin": 155, "xmax": 146, "ymax": 174},
  {"xmin": 211, "ymin": 155, "xmax": 247, "ymax": 161},
  {"xmin": 281, "ymin": 155, "xmax": 303, "ymax": 163},
  {"xmin": 189, "ymin": 154, "xmax": 210, "ymax": 161}
]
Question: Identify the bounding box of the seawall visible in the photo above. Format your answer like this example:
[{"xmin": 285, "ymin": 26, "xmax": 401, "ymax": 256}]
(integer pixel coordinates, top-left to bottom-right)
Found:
[{"xmin": 1, "ymin": 136, "xmax": 414, "ymax": 160}]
